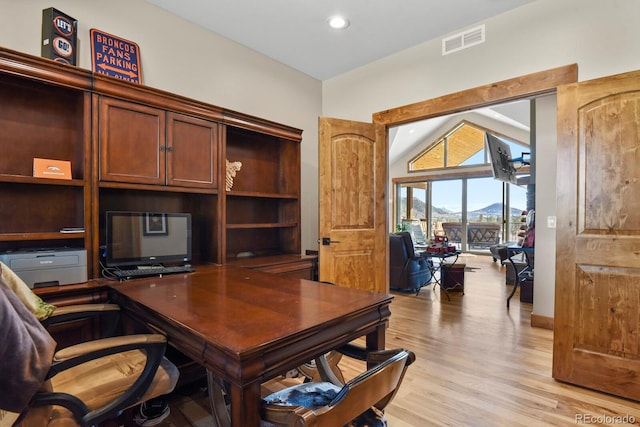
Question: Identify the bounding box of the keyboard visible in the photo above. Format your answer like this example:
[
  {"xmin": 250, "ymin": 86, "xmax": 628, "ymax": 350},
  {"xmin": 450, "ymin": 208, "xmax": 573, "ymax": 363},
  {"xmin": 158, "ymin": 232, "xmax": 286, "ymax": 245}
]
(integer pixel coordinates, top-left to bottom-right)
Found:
[{"xmin": 112, "ymin": 265, "xmax": 195, "ymax": 279}]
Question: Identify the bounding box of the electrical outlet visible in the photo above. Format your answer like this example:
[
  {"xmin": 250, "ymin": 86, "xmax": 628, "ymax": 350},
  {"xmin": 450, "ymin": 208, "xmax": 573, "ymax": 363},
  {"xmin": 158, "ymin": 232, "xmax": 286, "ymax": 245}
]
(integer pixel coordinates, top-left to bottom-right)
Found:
[{"xmin": 547, "ymin": 216, "xmax": 556, "ymax": 228}]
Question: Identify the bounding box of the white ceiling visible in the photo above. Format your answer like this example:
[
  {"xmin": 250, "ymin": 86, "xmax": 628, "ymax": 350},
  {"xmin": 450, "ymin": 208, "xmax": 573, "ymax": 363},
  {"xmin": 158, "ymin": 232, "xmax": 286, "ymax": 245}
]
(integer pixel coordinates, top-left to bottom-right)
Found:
[
  {"xmin": 144, "ymin": 0, "xmax": 536, "ymax": 163},
  {"xmin": 145, "ymin": 0, "xmax": 535, "ymax": 81}
]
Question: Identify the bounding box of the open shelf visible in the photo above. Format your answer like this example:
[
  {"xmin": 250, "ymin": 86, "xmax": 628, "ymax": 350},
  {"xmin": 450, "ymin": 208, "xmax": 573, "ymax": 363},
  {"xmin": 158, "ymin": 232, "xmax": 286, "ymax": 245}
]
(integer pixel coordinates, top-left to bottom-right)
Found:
[
  {"xmin": 226, "ymin": 222, "xmax": 298, "ymax": 229},
  {"xmin": 225, "ymin": 190, "xmax": 298, "ymax": 199},
  {"xmin": 0, "ymin": 174, "xmax": 85, "ymax": 186},
  {"xmin": 0, "ymin": 231, "xmax": 85, "ymax": 241}
]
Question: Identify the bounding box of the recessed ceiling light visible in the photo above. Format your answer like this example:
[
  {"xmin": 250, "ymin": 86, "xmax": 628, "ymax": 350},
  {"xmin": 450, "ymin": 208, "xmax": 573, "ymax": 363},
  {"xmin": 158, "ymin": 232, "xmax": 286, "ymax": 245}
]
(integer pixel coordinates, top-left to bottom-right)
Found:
[{"xmin": 328, "ymin": 15, "xmax": 350, "ymax": 30}]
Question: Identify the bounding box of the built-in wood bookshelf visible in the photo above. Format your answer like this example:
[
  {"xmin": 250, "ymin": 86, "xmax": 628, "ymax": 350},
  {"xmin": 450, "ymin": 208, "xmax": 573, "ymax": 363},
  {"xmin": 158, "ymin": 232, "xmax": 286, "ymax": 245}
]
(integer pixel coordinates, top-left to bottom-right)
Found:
[{"xmin": 0, "ymin": 47, "xmax": 310, "ymax": 290}]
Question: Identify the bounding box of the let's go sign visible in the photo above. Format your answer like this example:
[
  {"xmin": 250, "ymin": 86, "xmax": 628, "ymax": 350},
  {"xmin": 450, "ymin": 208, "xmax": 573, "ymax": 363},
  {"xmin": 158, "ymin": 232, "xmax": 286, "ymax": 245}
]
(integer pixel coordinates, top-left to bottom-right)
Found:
[{"xmin": 90, "ymin": 29, "xmax": 142, "ymax": 83}]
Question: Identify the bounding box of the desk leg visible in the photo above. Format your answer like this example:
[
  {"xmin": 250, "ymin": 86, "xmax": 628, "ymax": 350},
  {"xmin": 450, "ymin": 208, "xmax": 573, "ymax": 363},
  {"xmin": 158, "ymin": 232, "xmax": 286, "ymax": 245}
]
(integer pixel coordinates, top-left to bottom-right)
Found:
[
  {"xmin": 230, "ymin": 382, "xmax": 261, "ymax": 427},
  {"xmin": 366, "ymin": 323, "xmax": 386, "ymax": 369},
  {"xmin": 206, "ymin": 370, "xmax": 261, "ymax": 427}
]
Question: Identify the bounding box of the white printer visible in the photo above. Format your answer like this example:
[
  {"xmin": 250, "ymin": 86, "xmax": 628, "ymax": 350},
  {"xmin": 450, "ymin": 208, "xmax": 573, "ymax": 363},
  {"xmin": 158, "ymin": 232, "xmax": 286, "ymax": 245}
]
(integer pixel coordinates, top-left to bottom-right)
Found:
[{"xmin": 0, "ymin": 248, "xmax": 87, "ymax": 288}]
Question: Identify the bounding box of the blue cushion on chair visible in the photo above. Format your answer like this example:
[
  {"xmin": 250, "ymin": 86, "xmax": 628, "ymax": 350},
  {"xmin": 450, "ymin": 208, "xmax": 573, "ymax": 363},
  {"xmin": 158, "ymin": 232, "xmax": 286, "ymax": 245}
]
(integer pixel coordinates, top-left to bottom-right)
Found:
[
  {"xmin": 262, "ymin": 382, "xmax": 387, "ymax": 426},
  {"xmin": 264, "ymin": 382, "xmax": 339, "ymax": 409}
]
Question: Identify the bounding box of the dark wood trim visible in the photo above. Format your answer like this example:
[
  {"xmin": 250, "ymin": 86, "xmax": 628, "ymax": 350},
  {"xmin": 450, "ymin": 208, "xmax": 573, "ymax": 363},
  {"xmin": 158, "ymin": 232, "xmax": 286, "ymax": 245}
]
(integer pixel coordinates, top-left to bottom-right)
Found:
[
  {"xmin": 0, "ymin": 46, "xmax": 92, "ymax": 90},
  {"xmin": 92, "ymin": 74, "xmax": 303, "ymax": 141}
]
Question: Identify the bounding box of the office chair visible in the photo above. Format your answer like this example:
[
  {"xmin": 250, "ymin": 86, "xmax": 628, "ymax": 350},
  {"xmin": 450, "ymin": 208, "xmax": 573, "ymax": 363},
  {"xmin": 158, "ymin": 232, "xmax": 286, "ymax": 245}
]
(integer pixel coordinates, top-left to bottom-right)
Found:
[
  {"xmin": 0, "ymin": 263, "xmax": 179, "ymax": 427},
  {"xmin": 205, "ymin": 345, "xmax": 414, "ymax": 427},
  {"xmin": 261, "ymin": 345, "xmax": 415, "ymax": 426}
]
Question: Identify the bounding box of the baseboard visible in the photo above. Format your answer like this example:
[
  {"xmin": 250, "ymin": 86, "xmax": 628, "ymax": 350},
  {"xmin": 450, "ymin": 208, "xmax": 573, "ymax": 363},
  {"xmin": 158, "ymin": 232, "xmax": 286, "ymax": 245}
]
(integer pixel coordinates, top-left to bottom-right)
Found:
[{"xmin": 531, "ymin": 314, "xmax": 553, "ymax": 330}]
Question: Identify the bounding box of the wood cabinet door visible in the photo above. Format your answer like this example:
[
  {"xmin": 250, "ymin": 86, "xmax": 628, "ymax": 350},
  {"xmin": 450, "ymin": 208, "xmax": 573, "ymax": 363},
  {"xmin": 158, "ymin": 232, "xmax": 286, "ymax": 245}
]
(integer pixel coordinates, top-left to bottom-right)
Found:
[
  {"xmin": 167, "ymin": 112, "xmax": 218, "ymax": 188},
  {"xmin": 99, "ymin": 97, "xmax": 166, "ymax": 185},
  {"xmin": 553, "ymin": 69, "xmax": 640, "ymax": 400},
  {"xmin": 318, "ymin": 117, "xmax": 387, "ymax": 293}
]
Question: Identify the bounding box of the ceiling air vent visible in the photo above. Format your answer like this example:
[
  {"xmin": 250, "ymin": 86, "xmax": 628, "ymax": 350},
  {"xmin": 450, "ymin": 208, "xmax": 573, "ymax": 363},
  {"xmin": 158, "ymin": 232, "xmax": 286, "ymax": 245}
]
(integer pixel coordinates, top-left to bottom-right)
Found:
[{"xmin": 442, "ymin": 24, "xmax": 485, "ymax": 56}]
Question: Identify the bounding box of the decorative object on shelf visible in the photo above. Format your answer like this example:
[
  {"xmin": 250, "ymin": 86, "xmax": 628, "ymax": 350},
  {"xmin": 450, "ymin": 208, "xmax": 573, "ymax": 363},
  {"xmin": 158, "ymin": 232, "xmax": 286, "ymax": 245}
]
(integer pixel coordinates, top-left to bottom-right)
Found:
[
  {"xmin": 41, "ymin": 7, "xmax": 77, "ymax": 66},
  {"xmin": 90, "ymin": 29, "xmax": 142, "ymax": 84},
  {"xmin": 225, "ymin": 159, "xmax": 242, "ymax": 191},
  {"xmin": 33, "ymin": 158, "xmax": 71, "ymax": 180}
]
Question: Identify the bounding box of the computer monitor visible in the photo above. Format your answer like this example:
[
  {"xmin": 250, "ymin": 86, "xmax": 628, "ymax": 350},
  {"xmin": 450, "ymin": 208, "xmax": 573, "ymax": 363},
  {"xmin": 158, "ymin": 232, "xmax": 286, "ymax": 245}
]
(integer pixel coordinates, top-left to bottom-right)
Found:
[
  {"xmin": 485, "ymin": 132, "xmax": 517, "ymax": 184},
  {"xmin": 105, "ymin": 211, "xmax": 192, "ymax": 268}
]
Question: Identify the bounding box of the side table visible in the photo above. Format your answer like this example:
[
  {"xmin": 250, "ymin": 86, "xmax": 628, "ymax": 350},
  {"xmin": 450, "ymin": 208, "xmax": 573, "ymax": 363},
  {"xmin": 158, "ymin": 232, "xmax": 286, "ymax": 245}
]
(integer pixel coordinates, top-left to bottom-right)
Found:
[{"xmin": 419, "ymin": 250, "xmax": 462, "ymax": 301}]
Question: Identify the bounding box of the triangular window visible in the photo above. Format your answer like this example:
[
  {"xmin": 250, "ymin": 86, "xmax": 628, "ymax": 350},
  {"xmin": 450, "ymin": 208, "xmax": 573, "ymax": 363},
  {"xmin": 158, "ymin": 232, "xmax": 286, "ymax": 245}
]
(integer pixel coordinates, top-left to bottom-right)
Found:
[{"xmin": 408, "ymin": 121, "xmax": 527, "ymax": 172}]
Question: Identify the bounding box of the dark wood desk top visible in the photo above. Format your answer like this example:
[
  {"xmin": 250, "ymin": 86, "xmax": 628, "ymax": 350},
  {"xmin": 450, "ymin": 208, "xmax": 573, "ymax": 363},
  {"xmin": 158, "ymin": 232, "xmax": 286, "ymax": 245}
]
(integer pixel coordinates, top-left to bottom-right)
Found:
[
  {"xmin": 109, "ymin": 264, "xmax": 393, "ymax": 425},
  {"xmin": 110, "ymin": 264, "xmax": 391, "ymax": 357}
]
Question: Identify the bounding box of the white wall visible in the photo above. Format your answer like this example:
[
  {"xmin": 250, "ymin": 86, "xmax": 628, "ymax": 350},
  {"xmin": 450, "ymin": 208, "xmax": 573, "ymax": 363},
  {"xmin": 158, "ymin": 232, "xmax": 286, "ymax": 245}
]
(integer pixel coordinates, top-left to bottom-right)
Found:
[
  {"xmin": 322, "ymin": 0, "xmax": 640, "ymax": 319},
  {"xmin": 0, "ymin": 0, "xmax": 322, "ymax": 253},
  {"xmin": 533, "ymin": 94, "xmax": 557, "ymax": 318},
  {"xmin": 323, "ymin": 0, "xmax": 640, "ymax": 118}
]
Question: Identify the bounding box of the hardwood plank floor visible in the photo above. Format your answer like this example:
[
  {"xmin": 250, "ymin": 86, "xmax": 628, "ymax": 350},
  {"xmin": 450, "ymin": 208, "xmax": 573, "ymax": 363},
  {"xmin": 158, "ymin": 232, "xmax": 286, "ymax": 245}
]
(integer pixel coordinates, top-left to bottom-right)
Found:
[{"xmin": 144, "ymin": 254, "xmax": 640, "ymax": 426}]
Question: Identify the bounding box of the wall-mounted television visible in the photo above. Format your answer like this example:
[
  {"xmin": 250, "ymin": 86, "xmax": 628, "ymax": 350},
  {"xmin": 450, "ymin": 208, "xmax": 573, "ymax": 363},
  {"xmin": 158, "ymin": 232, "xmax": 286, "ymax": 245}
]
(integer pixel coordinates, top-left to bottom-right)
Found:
[
  {"xmin": 105, "ymin": 211, "xmax": 192, "ymax": 268},
  {"xmin": 486, "ymin": 132, "xmax": 517, "ymax": 184}
]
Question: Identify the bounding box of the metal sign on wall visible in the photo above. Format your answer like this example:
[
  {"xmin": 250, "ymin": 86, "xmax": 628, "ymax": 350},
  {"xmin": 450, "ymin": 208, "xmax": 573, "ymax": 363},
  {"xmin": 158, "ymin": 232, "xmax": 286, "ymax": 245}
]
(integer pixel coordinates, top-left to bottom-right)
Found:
[
  {"xmin": 41, "ymin": 8, "xmax": 77, "ymax": 65},
  {"xmin": 90, "ymin": 29, "xmax": 142, "ymax": 84}
]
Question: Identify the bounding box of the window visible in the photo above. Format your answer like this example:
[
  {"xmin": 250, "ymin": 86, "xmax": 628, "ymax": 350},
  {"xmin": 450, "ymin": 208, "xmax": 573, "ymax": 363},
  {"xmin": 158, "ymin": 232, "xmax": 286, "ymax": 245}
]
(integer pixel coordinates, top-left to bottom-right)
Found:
[
  {"xmin": 409, "ymin": 121, "xmax": 489, "ymax": 171},
  {"xmin": 395, "ymin": 177, "xmax": 529, "ymax": 252},
  {"xmin": 396, "ymin": 120, "xmax": 531, "ymax": 252}
]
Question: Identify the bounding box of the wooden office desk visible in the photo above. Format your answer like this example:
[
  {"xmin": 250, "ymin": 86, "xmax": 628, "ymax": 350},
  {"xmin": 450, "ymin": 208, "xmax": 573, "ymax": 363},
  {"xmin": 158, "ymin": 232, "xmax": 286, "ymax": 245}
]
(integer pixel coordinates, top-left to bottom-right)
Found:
[{"xmin": 108, "ymin": 264, "xmax": 393, "ymax": 426}]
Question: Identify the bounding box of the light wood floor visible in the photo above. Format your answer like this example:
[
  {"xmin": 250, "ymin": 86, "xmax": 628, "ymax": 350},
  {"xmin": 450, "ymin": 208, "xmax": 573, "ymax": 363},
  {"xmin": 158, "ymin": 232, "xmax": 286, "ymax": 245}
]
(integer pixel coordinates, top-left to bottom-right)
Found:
[{"xmin": 150, "ymin": 255, "xmax": 640, "ymax": 426}]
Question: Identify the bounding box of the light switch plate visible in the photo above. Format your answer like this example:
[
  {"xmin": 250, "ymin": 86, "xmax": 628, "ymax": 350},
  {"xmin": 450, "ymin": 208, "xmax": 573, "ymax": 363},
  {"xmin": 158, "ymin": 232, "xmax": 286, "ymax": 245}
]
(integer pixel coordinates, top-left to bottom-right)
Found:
[{"xmin": 547, "ymin": 216, "xmax": 556, "ymax": 228}]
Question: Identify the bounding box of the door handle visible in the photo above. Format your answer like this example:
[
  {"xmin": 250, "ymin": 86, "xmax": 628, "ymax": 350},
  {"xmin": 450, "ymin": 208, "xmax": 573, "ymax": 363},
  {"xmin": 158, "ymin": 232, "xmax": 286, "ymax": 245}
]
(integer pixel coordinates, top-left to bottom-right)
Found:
[{"xmin": 321, "ymin": 237, "xmax": 340, "ymax": 245}]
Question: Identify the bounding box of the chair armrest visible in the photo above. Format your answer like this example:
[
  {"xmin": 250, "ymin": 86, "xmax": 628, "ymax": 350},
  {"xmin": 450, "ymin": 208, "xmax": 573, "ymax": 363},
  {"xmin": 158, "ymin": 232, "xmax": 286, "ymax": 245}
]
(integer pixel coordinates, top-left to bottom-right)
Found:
[
  {"xmin": 52, "ymin": 333, "xmax": 166, "ymax": 362},
  {"xmin": 43, "ymin": 303, "xmax": 120, "ymax": 325},
  {"xmin": 48, "ymin": 303, "xmax": 120, "ymax": 320},
  {"xmin": 316, "ymin": 344, "xmax": 416, "ymax": 385},
  {"xmin": 334, "ymin": 342, "xmax": 369, "ymax": 360},
  {"xmin": 335, "ymin": 343, "xmax": 415, "ymax": 366},
  {"xmin": 32, "ymin": 333, "xmax": 168, "ymax": 425},
  {"xmin": 42, "ymin": 303, "xmax": 121, "ymax": 338},
  {"xmin": 329, "ymin": 349, "xmax": 415, "ymax": 410}
]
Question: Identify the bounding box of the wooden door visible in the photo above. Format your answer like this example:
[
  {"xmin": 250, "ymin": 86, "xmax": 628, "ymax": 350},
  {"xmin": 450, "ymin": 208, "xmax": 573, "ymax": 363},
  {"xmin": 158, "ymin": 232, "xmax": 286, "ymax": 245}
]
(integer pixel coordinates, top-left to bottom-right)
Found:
[
  {"xmin": 167, "ymin": 112, "xmax": 218, "ymax": 188},
  {"xmin": 99, "ymin": 97, "xmax": 165, "ymax": 185},
  {"xmin": 318, "ymin": 117, "xmax": 387, "ymax": 293},
  {"xmin": 553, "ymin": 69, "xmax": 640, "ymax": 400}
]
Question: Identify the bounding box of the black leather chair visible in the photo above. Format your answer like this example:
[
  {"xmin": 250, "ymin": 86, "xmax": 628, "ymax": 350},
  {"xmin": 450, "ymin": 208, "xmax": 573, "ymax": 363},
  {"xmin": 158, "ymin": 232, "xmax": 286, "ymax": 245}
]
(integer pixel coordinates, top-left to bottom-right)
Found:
[{"xmin": 389, "ymin": 232, "xmax": 432, "ymax": 293}]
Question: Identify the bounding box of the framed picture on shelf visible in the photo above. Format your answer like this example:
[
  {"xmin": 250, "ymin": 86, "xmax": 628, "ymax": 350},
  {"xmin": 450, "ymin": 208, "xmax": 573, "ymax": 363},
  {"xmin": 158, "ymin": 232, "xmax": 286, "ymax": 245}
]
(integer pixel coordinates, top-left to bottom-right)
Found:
[{"xmin": 144, "ymin": 213, "xmax": 168, "ymax": 236}]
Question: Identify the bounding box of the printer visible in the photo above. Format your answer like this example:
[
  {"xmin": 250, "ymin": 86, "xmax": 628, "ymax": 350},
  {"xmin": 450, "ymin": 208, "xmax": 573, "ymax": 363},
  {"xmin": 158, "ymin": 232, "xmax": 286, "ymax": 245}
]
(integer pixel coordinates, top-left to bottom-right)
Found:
[{"xmin": 0, "ymin": 248, "xmax": 87, "ymax": 288}]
